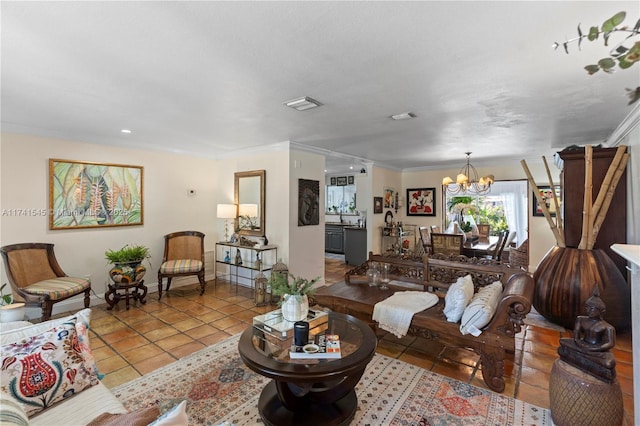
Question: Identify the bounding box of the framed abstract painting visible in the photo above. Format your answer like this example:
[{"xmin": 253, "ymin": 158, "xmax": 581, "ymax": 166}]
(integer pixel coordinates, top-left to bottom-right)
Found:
[
  {"xmin": 49, "ymin": 159, "xmax": 144, "ymax": 229},
  {"xmin": 406, "ymin": 188, "xmax": 436, "ymax": 216}
]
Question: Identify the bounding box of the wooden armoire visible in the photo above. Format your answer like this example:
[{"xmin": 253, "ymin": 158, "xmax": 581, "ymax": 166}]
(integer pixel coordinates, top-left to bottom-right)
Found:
[{"xmin": 559, "ymin": 146, "xmax": 627, "ymax": 277}]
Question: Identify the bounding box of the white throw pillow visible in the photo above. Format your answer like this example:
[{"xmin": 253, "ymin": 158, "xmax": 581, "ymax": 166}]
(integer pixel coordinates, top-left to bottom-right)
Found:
[
  {"xmin": 443, "ymin": 274, "xmax": 474, "ymax": 323},
  {"xmin": 460, "ymin": 281, "xmax": 503, "ymax": 336}
]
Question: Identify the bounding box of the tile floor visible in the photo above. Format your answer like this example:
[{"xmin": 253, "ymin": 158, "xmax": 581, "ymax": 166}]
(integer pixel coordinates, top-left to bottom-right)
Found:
[{"xmin": 66, "ymin": 255, "xmax": 633, "ymax": 424}]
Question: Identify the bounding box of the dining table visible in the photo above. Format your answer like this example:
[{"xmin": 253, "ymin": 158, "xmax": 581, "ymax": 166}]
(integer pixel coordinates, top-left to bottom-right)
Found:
[{"xmin": 462, "ymin": 235, "xmax": 498, "ymax": 258}]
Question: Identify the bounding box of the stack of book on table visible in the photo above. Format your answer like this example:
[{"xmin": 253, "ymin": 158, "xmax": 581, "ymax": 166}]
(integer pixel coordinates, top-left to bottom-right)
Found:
[
  {"xmin": 252, "ymin": 307, "xmax": 329, "ymax": 350},
  {"xmin": 290, "ymin": 333, "xmax": 341, "ymax": 359}
]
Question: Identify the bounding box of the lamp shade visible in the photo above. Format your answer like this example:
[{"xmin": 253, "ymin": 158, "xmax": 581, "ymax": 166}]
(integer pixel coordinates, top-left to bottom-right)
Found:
[
  {"xmin": 216, "ymin": 204, "xmax": 237, "ymax": 219},
  {"xmin": 239, "ymin": 203, "xmax": 258, "ymax": 217}
]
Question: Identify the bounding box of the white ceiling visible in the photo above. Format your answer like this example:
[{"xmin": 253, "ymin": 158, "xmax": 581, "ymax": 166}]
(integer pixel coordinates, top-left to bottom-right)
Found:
[{"xmin": 2, "ymin": 1, "xmax": 639, "ymax": 174}]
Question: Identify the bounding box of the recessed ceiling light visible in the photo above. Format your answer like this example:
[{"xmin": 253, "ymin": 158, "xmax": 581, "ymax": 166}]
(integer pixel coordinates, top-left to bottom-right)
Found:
[
  {"xmin": 121, "ymin": 129, "xmax": 132, "ymax": 134},
  {"xmin": 390, "ymin": 112, "xmax": 416, "ymax": 120},
  {"xmin": 284, "ymin": 96, "xmax": 322, "ymax": 111}
]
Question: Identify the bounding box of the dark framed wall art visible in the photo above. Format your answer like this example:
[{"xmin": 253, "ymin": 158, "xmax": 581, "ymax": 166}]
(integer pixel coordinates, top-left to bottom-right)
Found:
[
  {"xmin": 298, "ymin": 178, "xmax": 320, "ymax": 226},
  {"xmin": 406, "ymin": 188, "xmax": 436, "ymax": 216},
  {"xmin": 49, "ymin": 159, "xmax": 144, "ymax": 230},
  {"xmin": 373, "ymin": 197, "xmax": 383, "ymax": 214}
]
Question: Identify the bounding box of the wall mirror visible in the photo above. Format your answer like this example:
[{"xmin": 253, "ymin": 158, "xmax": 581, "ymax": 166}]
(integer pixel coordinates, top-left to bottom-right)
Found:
[{"xmin": 234, "ymin": 170, "xmax": 265, "ymax": 236}]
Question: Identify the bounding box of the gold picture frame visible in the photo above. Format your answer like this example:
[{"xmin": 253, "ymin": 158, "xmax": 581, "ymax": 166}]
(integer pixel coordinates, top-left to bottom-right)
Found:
[{"xmin": 49, "ymin": 159, "xmax": 144, "ymax": 230}]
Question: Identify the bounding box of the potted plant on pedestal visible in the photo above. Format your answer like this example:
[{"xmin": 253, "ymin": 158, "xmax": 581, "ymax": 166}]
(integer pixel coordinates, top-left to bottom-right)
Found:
[
  {"xmin": 105, "ymin": 244, "xmax": 151, "ymax": 284},
  {"xmin": 269, "ymin": 273, "xmax": 320, "ymax": 322},
  {"xmin": 0, "ymin": 282, "xmax": 25, "ymax": 322}
]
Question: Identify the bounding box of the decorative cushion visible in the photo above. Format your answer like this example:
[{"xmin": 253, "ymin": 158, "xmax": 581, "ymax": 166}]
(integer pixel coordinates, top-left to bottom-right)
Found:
[
  {"xmin": 1, "ymin": 316, "xmax": 99, "ymax": 417},
  {"xmin": 443, "ymin": 274, "xmax": 474, "ymax": 323},
  {"xmin": 0, "ymin": 391, "xmax": 29, "ymax": 426},
  {"xmin": 160, "ymin": 259, "xmax": 203, "ymax": 274},
  {"xmin": 87, "ymin": 405, "xmax": 160, "ymax": 426},
  {"xmin": 23, "ymin": 277, "xmax": 90, "ymax": 301},
  {"xmin": 149, "ymin": 400, "xmax": 188, "ymax": 425},
  {"xmin": 0, "ymin": 309, "xmax": 100, "ymax": 380},
  {"xmin": 459, "ymin": 281, "xmax": 503, "ymax": 337}
]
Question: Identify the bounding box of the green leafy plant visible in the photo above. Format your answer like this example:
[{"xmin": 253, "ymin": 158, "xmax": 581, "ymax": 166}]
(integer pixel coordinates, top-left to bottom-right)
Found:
[
  {"xmin": 0, "ymin": 283, "xmax": 13, "ymax": 305},
  {"xmin": 554, "ymin": 11, "xmax": 640, "ymax": 104},
  {"xmin": 105, "ymin": 244, "xmax": 151, "ymax": 265},
  {"xmin": 269, "ymin": 272, "xmax": 319, "ymax": 299}
]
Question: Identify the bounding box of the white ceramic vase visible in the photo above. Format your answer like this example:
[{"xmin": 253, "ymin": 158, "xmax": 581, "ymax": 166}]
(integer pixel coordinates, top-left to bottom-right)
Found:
[{"xmin": 281, "ymin": 294, "xmax": 309, "ymax": 322}]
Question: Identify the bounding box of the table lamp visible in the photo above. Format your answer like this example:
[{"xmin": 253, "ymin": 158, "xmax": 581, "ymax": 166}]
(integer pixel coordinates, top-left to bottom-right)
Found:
[{"xmin": 217, "ymin": 204, "xmax": 237, "ymax": 242}]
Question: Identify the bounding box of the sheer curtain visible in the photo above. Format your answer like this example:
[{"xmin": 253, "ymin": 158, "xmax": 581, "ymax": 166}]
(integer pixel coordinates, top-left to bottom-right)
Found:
[{"xmin": 495, "ymin": 181, "xmax": 528, "ymax": 246}]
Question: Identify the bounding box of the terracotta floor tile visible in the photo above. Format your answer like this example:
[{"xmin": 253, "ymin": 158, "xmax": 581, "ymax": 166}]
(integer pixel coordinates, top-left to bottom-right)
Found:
[
  {"xmin": 398, "ymin": 348, "xmax": 436, "ymax": 370},
  {"xmin": 376, "ymin": 340, "xmax": 407, "ymax": 358},
  {"xmin": 155, "ymin": 333, "xmax": 195, "ymax": 350},
  {"xmin": 234, "ymin": 309, "xmax": 259, "ymax": 323},
  {"xmin": 102, "ymin": 366, "xmax": 142, "ymax": 389},
  {"xmin": 133, "ymin": 353, "xmax": 176, "ymax": 375},
  {"xmin": 110, "ymin": 335, "xmax": 152, "ymax": 353},
  {"xmin": 521, "ymin": 352, "xmax": 556, "ymax": 373},
  {"xmin": 224, "ymin": 323, "xmax": 249, "ymax": 335},
  {"xmin": 210, "ymin": 316, "xmax": 239, "ymax": 330},
  {"xmin": 519, "ymin": 365, "xmax": 551, "ymax": 387},
  {"xmin": 91, "ymin": 321, "xmax": 128, "ymax": 335},
  {"xmin": 101, "ymin": 327, "xmax": 139, "ymax": 344},
  {"xmin": 198, "ymin": 330, "xmax": 233, "ymax": 346},
  {"xmin": 92, "ymin": 345, "xmax": 117, "ymax": 362},
  {"xmin": 523, "ymin": 340, "xmax": 559, "ymax": 358},
  {"xmin": 96, "ymin": 355, "xmax": 129, "ymax": 374},
  {"xmin": 184, "ymin": 324, "xmax": 218, "ymax": 339},
  {"xmin": 133, "ymin": 318, "xmax": 170, "ymax": 334},
  {"xmin": 120, "ymin": 343, "xmax": 165, "ymax": 364},
  {"xmin": 516, "ymin": 382, "xmax": 550, "ymax": 409},
  {"xmin": 198, "ymin": 310, "xmax": 226, "ymax": 323},
  {"xmin": 151, "ymin": 310, "xmax": 191, "ymax": 323},
  {"xmin": 217, "ymin": 304, "xmax": 247, "ymax": 315},
  {"xmin": 169, "ymin": 341, "xmax": 207, "ymax": 359},
  {"xmin": 432, "ymin": 359, "xmax": 475, "ymax": 383},
  {"xmin": 173, "ymin": 318, "xmax": 205, "ymax": 331},
  {"xmin": 440, "ymin": 346, "xmax": 480, "ymax": 367},
  {"xmin": 201, "ymin": 299, "xmax": 233, "ymax": 309},
  {"xmin": 143, "ymin": 325, "xmax": 180, "ymax": 342}
]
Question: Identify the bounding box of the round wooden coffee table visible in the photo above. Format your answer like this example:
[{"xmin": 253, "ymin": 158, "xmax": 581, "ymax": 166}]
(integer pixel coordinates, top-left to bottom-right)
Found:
[{"xmin": 238, "ymin": 311, "xmax": 377, "ymax": 426}]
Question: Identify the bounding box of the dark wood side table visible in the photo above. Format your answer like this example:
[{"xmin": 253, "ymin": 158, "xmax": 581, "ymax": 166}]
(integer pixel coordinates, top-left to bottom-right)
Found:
[
  {"xmin": 105, "ymin": 279, "xmax": 147, "ymax": 310},
  {"xmin": 238, "ymin": 312, "xmax": 377, "ymax": 426}
]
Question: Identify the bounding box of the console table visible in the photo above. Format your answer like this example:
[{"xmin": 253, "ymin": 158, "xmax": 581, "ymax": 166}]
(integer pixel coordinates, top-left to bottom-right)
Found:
[{"xmin": 215, "ymin": 242, "xmax": 277, "ymax": 294}]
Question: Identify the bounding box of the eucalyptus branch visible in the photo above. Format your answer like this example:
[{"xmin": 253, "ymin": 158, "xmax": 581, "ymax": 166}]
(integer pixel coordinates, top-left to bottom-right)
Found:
[{"xmin": 553, "ymin": 11, "xmax": 640, "ymax": 105}]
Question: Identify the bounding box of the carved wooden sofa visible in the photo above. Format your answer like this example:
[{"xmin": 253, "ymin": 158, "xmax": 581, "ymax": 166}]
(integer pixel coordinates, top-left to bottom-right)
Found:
[{"xmin": 313, "ymin": 252, "xmax": 534, "ymax": 393}]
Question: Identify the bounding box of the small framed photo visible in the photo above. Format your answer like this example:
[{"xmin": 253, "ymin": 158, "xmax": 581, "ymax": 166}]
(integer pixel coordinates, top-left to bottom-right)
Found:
[
  {"xmin": 347, "ymin": 176, "xmax": 354, "ymax": 184},
  {"xmin": 406, "ymin": 188, "xmax": 436, "ymax": 216},
  {"xmin": 383, "ymin": 187, "xmax": 395, "ymax": 208},
  {"xmin": 533, "ymin": 185, "xmax": 561, "ymax": 217},
  {"xmin": 373, "ymin": 197, "xmax": 383, "ymax": 214},
  {"xmin": 336, "ymin": 176, "xmax": 347, "ymax": 186},
  {"xmin": 330, "ymin": 177, "xmax": 336, "ymax": 185}
]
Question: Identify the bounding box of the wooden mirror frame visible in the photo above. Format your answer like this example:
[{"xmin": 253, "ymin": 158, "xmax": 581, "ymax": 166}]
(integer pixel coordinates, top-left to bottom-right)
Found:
[{"xmin": 234, "ymin": 170, "xmax": 266, "ymax": 236}]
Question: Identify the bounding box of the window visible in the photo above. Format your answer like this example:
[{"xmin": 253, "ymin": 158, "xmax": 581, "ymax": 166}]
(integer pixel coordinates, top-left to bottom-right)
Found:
[
  {"xmin": 326, "ymin": 184, "xmax": 357, "ymax": 214},
  {"xmin": 443, "ymin": 180, "xmax": 528, "ymax": 246}
]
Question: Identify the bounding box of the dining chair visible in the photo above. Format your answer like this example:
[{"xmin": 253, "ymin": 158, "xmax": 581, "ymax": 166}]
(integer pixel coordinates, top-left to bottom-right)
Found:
[
  {"xmin": 486, "ymin": 230, "xmax": 509, "ymax": 261},
  {"xmin": 158, "ymin": 231, "xmax": 206, "ymax": 299},
  {"xmin": 430, "ymin": 225, "xmax": 441, "ymax": 233},
  {"xmin": 509, "ymin": 239, "xmax": 529, "ymax": 270},
  {"xmin": 477, "ymin": 224, "xmax": 491, "ymax": 241},
  {"xmin": 430, "ymin": 233, "xmax": 463, "ymax": 256},
  {"xmin": 0, "ymin": 243, "xmax": 91, "ymax": 321},
  {"xmin": 418, "ymin": 226, "xmax": 432, "ymax": 255}
]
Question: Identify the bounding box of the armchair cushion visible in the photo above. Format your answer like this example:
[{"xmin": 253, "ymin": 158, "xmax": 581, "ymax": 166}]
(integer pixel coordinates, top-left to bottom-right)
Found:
[
  {"xmin": 459, "ymin": 281, "xmax": 503, "ymax": 336},
  {"xmin": 0, "ymin": 391, "xmax": 29, "ymax": 425},
  {"xmin": 23, "ymin": 277, "xmax": 90, "ymax": 301},
  {"xmin": 443, "ymin": 274, "xmax": 474, "ymax": 323},
  {"xmin": 160, "ymin": 259, "xmax": 203, "ymax": 274},
  {"xmin": 0, "ymin": 316, "xmax": 99, "ymax": 417}
]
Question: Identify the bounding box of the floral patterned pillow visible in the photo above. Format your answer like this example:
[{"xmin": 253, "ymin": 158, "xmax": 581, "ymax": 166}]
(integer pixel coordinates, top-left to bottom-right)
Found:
[{"xmin": 0, "ymin": 317, "xmax": 99, "ymax": 417}]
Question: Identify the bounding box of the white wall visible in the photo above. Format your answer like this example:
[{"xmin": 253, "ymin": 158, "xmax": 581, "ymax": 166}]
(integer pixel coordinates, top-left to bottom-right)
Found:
[
  {"xmin": 370, "ymin": 166, "xmax": 402, "ymax": 255},
  {"xmin": 1, "ymin": 133, "xmax": 221, "ymax": 316},
  {"xmin": 288, "ymin": 150, "xmax": 325, "ymax": 284}
]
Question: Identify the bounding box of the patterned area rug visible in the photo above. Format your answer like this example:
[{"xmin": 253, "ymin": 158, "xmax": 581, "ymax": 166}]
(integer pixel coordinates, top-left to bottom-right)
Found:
[{"xmin": 112, "ymin": 334, "xmax": 551, "ymax": 425}]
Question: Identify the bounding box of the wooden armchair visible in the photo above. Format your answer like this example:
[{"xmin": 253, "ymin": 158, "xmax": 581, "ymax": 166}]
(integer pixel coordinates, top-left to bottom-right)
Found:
[
  {"xmin": 157, "ymin": 231, "xmax": 206, "ymax": 299},
  {"xmin": 0, "ymin": 243, "xmax": 91, "ymax": 321},
  {"xmin": 430, "ymin": 233, "xmax": 463, "ymax": 256}
]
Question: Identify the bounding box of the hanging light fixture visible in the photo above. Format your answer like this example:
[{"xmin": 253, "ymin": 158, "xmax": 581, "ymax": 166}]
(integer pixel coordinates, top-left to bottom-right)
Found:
[{"xmin": 442, "ymin": 152, "xmax": 494, "ymax": 195}]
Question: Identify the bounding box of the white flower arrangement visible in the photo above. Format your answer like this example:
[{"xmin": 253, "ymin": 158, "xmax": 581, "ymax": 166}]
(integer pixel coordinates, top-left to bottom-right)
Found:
[{"xmin": 451, "ymin": 203, "xmax": 478, "ymax": 215}]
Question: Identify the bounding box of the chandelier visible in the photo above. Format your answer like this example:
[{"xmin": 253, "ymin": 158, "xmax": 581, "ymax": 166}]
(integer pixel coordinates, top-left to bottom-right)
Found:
[{"xmin": 442, "ymin": 152, "xmax": 494, "ymax": 195}]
